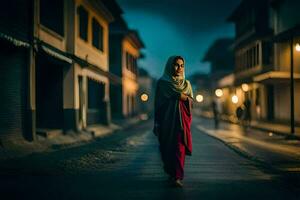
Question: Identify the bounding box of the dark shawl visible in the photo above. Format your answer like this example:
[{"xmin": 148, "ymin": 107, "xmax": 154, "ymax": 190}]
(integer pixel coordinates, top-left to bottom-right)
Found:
[{"xmin": 153, "ymin": 56, "xmax": 194, "ymax": 157}]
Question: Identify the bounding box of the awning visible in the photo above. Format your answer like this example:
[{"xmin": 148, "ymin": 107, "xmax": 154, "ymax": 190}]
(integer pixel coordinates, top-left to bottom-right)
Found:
[
  {"xmin": 70, "ymin": 54, "xmax": 122, "ymax": 85},
  {"xmin": 234, "ymin": 76, "xmax": 254, "ymax": 86},
  {"xmin": 40, "ymin": 44, "xmax": 73, "ymax": 64},
  {"xmin": 37, "ymin": 40, "xmax": 122, "ymax": 85},
  {"xmin": 253, "ymin": 71, "xmax": 300, "ymax": 84},
  {"xmin": 234, "ymin": 65, "xmax": 263, "ymax": 85},
  {"xmin": 218, "ymin": 73, "xmax": 235, "ymax": 88},
  {"xmin": 0, "ymin": 32, "xmax": 30, "ymax": 48}
]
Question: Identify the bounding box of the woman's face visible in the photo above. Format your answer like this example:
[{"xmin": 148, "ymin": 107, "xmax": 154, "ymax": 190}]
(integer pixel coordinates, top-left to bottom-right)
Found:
[{"xmin": 173, "ymin": 59, "xmax": 184, "ymax": 76}]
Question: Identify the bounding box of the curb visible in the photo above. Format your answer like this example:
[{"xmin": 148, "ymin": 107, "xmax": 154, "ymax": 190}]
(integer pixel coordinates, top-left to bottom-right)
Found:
[
  {"xmin": 201, "ymin": 130, "xmax": 300, "ymax": 191},
  {"xmin": 196, "ymin": 114, "xmax": 300, "ymax": 140},
  {"xmin": 196, "ymin": 126, "xmax": 292, "ymax": 176},
  {"xmin": 0, "ymin": 118, "xmax": 148, "ymax": 161},
  {"xmin": 251, "ymin": 124, "xmax": 300, "ymax": 140},
  {"xmin": 50, "ymin": 118, "xmax": 146, "ymax": 150}
]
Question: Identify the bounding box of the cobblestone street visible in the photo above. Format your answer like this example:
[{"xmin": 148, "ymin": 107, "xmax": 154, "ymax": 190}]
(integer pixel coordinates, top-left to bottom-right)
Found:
[{"xmin": 0, "ymin": 117, "xmax": 299, "ymax": 199}]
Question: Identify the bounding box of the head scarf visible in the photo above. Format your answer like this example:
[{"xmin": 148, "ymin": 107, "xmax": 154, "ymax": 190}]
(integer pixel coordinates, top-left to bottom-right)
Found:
[{"xmin": 160, "ymin": 56, "xmax": 194, "ymax": 99}]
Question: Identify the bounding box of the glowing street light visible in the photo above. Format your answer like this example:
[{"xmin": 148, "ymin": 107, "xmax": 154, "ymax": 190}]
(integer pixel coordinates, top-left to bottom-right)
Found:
[
  {"xmin": 215, "ymin": 89, "xmax": 223, "ymax": 97},
  {"xmin": 296, "ymin": 43, "xmax": 300, "ymax": 52},
  {"xmin": 140, "ymin": 93, "xmax": 148, "ymax": 102},
  {"xmin": 196, "ymin": 94, "xmax": 204, "ymax": 103},
  {"xmin": 231, "ymin": 95, "xmax": 239, "ymax": 104},
  {"xmin": 241, "ymin": 83, "xmax": 249, "ymax": 92}
]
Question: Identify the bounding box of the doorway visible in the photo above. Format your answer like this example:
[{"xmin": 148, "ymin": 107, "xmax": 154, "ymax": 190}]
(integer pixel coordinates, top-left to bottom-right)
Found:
[{"xmin": 36, "ymin": 55, "xmax": 63, "ymax": 129}]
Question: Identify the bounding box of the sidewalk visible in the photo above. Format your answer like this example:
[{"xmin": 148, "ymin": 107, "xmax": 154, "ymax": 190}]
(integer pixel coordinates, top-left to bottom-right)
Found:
[
  {"xmin": 0, "ymin": 115, "xmax": 146, "ymax": 161},
  {"xmin": 251, "ymin": 120, "xmax": 300, "ymax": 138},
  {"xmin": 194, "ymin": 116, "xmax": 300, "ymax": 173},
  {"xmin": 195, "ymin": 110, "xmax": 300, "ymax": 138}
]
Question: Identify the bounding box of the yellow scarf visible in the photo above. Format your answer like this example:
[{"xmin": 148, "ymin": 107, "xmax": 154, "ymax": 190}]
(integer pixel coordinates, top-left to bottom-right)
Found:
[{"xmin": 160, "ymin": 56, "xmax": 194, "ymax": 99}]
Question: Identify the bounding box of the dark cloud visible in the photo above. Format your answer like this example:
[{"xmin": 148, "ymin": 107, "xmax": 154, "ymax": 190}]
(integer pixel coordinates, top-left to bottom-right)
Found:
[
  {"xmin": 117, "ymin": 0, "xmax": 240, "ymax": 34},
  {"xmin": 116, "ymin": 0, "xmax": 241, "ymax": 78}
]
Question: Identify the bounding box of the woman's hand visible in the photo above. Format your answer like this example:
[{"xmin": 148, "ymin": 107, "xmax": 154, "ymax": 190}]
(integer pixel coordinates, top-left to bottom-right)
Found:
[{"xmin": 180, "ymin": 93, "xmax": 188, "ymax": 101}]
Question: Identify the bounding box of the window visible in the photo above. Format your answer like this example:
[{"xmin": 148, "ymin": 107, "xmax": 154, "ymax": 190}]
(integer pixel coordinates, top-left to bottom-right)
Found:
[
  {"xmin": 92, "ymin": 18, "xmax": 104, "ymax": 51},
  {"xmin": 77, "ymin": 6, "xmax": 88, "ymax": 41},
  {"xmin": 40, "ymin": 0, "xmax": 64, "ymax": 36},
  {"xmin": 130, "ymin": 55, "xmax": 134, "ymax": 72},
  {"xmin": 125, "ymin": 52, "xmax": 137, "ymax": 74},
  {"xmin": 126, "ymin": 52, "xmax": 130, "ymax": 69}
]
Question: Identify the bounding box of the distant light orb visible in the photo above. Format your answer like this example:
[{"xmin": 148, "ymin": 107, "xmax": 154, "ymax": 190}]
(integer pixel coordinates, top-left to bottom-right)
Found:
[
  {"xmin": 196, "ymin": 94, "xmax": 204, "ymax": 103},
  {"xmin": 140, "ymin": 93, "xmax": 148, "ymax": 102},
  {"xmin": 269, "ymin": 132, "xmax": 273, "ymax": 137},
  {"xmin": 241, "ymin": 83, "xmax": 249, "ymax": 92},
  {"xmin": 296, "ymin": 43, "xmax": 300, "ymax": 52},
  {"xmin": 215, "ymin": 89, "xmax": 223, "ymax": 97},
  {"xmin": 231, "ymin": 95, "xmax": 239, "ymax": 104}
]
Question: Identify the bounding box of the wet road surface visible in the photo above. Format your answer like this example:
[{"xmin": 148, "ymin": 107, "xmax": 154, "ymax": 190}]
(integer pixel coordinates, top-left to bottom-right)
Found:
[{"xmin": 0, "ymin": 118, "xmax": 299, "ymax": 199}]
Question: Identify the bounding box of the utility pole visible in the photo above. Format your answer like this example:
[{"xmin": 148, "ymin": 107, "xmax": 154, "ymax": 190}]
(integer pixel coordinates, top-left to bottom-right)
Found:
[{"xmin": 290, "ymin": 37, "xmax": 295, "ymax": 136}]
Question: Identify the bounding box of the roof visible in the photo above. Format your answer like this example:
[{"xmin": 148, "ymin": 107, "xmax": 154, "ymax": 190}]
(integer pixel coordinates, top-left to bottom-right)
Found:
[
  {"xmin": 103, "ymin": 0, "xmax": 145, "ymax": 49},
  {"xmin": 202, "ymin": 38, "xmax": 234, "ymax": 62},
  {"xmin": 227, "ymin": 0, "xmax": 249, "ymax": 22},
  {"xmin": 110, "ymin": 21, "xmax": 145, "ymax": 49},
  {"xmin": 272, "ymin": 24, "xmax": 300, "ymax": 42},
  {"xmin": 127, "ymin": 30, "xmax": 145, "ymax": 49},
  {"xmin": 89, "ymin": 0, "xmax": 115, "ymax": 23},
  {"xmin": 227, "ymin": 0, "xmax": 264, "ymax": 22},
  {"xmin": 101, "ymin": 0, "xmax": 123, "ymax": 16}
]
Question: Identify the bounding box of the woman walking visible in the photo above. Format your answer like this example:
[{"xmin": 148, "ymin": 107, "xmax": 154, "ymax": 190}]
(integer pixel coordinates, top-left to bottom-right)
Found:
[{"xmin": 153, "ymin": 55, "xmax": 194, "ymax": 187}]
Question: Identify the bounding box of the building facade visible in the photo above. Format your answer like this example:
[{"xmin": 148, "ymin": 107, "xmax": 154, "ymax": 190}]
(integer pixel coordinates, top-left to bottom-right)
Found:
[
  {"xmin": 225, "ymin": 0, "xmax": 274, "ymax": 122},
  {"xmin": 71, "ymin": 0, "xmax": 113, "ymax": 129},
  {"xmin": 217, "ymin": 0, "xmax": 300, "ymax": 127},
  {"xmin": 202, "ymin": 38, "xmax": 235, "ymax": 87},
  {"xmin": 108, "ymin": 5, "xmax": 144, "ymax": 120},
  {"xmin": 0, "ymin": 0, "xmax": 130, "ymax": 141},
  {"xmin": 257, "ymin": 0, "xmax": 300, "ymax": 124},
  {"xmin": 34, "ymin": 0, "xmax": 114, "ymax": 136},
  {"xmin": 0, "ymin": 1, "xmax": 33, "ymax": 141}
]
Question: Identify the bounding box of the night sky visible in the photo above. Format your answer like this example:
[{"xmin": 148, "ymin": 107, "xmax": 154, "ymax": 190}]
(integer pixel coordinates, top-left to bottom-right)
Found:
[{"xmin": 116, "ymin": 0, "xmax": 241, "ymax": 78}]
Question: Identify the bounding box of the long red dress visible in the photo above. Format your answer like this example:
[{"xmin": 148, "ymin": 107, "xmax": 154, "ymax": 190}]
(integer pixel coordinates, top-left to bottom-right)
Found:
[
  {"xmin": 175, "ymin": 98, "xmax": 193, "ymax": 180},
  {"xmin": 153, "ymin": 79, "xmax": 193, "ymax": 180}
]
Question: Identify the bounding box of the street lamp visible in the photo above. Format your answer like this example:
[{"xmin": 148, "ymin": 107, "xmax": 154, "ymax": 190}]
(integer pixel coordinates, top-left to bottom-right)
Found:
[
  {"xmin": 287, "ymin": 38, "xmax": 297, "ymax": 137},
  {"xmin": 241, "ymin": 83, "xmax": 249, "ymax": 92},
  {"xmin": 231, "ymin": 95, "xmax": 239, "ymax": 104},
  {"xmin": 215, "ymin": 89, "xmax": 223, "ymax": 97},
  {"xmin": 196, "ymin": 94, "xmax": 204, "ymax": 103},
  {"xmin": 140, "ymin": 93, "xmax": 148, "ymax": 102}
]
